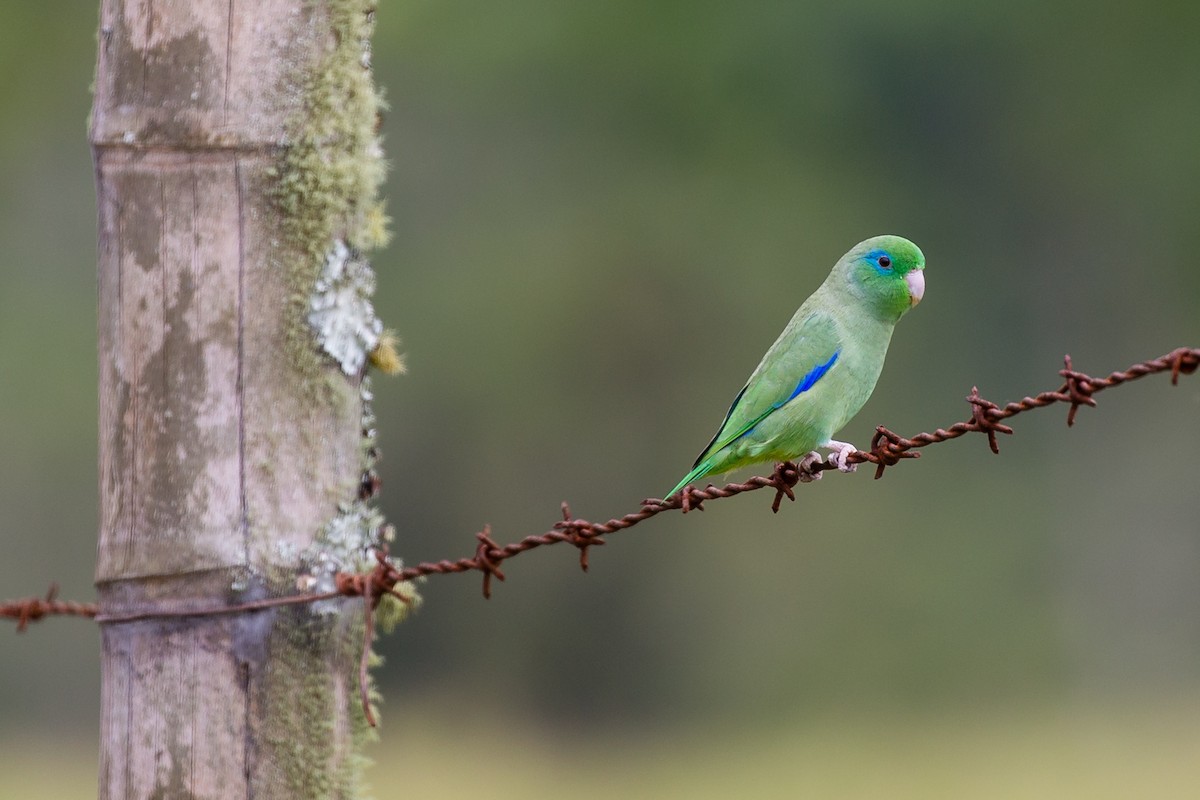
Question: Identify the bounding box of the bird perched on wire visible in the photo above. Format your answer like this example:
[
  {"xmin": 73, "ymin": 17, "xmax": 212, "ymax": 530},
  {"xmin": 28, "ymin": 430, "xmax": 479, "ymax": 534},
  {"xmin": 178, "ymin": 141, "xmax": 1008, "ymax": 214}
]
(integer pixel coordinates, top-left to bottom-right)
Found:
[{"xmin": 668, "ymin": 235, "xmax": 926, "ymax": 498}]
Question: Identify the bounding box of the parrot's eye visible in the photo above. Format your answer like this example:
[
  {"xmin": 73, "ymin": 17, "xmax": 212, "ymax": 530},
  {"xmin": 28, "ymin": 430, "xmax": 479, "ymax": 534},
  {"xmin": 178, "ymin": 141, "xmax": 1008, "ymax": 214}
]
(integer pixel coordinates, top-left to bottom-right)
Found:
[{"xmin": 877, "ymin": 255, "xmax": 892, "ymax": 269}]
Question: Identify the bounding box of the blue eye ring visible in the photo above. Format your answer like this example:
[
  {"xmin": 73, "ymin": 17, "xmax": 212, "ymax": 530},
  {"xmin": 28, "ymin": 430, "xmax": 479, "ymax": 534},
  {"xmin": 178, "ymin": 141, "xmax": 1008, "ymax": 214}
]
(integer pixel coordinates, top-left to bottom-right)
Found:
[{"xmin": 864, "ymin": 248, "xmax": 894, "ymax": 273}]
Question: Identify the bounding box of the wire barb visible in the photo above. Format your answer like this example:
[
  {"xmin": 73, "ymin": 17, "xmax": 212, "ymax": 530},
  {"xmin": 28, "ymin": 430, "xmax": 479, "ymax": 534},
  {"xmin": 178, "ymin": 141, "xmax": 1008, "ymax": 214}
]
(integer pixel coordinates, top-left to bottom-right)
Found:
[
  {"xmin": 863, "ymin": 425, "xmax": 920, "ymax": 479},
  {"xmin": 966, "ymin": 386, "xmax": 1014, "ymax": 453},
  {"xmin": 554, "ymin": 502, "xmax": 606, "ymax": 572},
  {"xmin": 769, "ymin": 461, "xmax": 801, "ymax": 513},
  {"xmin": 474, "ymin": 526, "xmax": 506, "ymax": 599},
  {"xmin": 1170, "ymin": 347, "xmax": 1197, "ymax": 386},
  {"xmin": 1059, "ymin": 355, "xmax": 1098, "ymax": 427}
]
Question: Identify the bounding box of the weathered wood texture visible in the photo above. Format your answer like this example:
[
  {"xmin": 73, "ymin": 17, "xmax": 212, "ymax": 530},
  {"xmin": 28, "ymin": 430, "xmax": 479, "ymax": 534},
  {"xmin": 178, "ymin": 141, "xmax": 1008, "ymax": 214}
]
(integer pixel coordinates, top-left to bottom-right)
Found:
[{"xmin": 94, "ymin": 2, "xmax": 368, "ymax": 797}]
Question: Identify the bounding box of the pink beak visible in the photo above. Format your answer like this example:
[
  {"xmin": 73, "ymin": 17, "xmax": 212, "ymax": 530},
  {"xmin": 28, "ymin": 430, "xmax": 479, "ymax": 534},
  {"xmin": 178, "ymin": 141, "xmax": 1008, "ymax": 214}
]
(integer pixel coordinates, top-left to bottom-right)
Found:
[{"xmin": 905, "ymin": 269, "xmax": 925, "ymax": 307}]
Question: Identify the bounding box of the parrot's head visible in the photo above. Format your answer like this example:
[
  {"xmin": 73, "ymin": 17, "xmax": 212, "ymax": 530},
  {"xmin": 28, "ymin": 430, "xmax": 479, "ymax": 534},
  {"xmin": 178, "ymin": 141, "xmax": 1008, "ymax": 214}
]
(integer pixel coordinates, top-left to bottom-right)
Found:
[{"xmin": 837, "ymin": 234, "xmax": 926, "ymax": 323}]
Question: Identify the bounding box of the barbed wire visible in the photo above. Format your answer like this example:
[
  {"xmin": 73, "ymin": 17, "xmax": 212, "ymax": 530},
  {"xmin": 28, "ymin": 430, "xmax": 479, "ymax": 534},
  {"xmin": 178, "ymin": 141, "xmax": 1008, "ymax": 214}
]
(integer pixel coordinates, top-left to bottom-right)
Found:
[
  {"xmin": 2, "ymin": 345, "xmax": 1197, "ymax": 724},
  {"xmin": 5, "ymin": 344, "xmax": 1198, "ymax": 618},
  {"xmin": 0, "ymin": 584, "xmax": 97, "ymax": 631}
]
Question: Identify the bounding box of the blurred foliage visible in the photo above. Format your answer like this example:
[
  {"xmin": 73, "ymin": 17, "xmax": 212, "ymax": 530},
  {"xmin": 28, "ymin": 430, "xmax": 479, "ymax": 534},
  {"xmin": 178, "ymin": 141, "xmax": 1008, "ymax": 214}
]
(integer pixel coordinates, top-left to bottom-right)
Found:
[{"xmin": 1, "ymin": 0, "xmax": 1198, "ymax": 786}]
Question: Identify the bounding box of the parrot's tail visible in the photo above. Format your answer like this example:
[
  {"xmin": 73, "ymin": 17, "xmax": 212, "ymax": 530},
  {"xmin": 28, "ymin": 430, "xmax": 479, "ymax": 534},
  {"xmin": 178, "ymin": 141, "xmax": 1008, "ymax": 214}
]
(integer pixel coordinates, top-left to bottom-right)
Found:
[{"xmin": 666, "ymin": 460, "xmax": 713, "ymax": 501}]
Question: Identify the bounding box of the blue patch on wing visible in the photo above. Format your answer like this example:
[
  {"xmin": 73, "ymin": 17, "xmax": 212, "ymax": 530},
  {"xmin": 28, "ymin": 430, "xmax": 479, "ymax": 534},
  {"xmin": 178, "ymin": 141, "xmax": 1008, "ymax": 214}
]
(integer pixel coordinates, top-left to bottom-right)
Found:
[
  {"xmin": 786, "ymin": 351, "xmax": 839, "ymax": 402},
  {"xmin": 732, "ymin": 350, "xmax": 841, "ymax": 443}
]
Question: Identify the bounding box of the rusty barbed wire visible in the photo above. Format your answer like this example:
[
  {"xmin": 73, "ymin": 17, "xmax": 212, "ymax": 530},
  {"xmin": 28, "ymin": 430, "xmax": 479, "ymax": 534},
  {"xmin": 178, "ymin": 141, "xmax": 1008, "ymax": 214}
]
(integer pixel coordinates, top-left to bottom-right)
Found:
[
  {"xmin": 844, "ymin": 346, "xmax": 1198, "ymax": 478},
  {"xmin": 0, "ymin": 584, "xmax": 97, "ymax": 630},
  {"xmin": 2, "ymin": 346, "xmax": 1197, "ymax": 722},
  {"xmin": 376, "ymin": 346, "xmax": 1199, "ymax": 595},
  {"xmin": 3, "ymin": 344, "xmax": 1197, "ymax": 623}
]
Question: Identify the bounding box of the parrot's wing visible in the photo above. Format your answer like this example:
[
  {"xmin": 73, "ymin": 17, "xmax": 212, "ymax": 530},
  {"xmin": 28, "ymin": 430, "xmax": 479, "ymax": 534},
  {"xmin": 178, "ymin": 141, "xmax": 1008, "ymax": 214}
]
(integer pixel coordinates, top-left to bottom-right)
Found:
[{"xmin": 691, "ymin": 309, "xmax": 841, "ymax": 468}]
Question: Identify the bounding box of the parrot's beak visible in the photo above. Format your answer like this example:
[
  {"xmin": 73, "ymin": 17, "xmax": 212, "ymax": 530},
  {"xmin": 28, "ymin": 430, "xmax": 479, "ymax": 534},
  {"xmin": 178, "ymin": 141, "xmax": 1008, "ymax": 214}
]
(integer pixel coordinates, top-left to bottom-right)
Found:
[{"xmin": 905, "ymin": 269, "xmax": 925, "ymax": 307}]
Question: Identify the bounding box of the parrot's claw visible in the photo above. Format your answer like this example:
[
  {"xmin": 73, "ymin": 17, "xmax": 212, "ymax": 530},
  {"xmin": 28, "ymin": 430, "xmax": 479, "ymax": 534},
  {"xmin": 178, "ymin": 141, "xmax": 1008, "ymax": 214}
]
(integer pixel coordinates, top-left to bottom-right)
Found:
[
  {"xmin": 824, "ymin": 440, "xmax": 859, "ymax": 473},
  {"xmin": 796, "ymin": 451, "xmax": 824, "ymax": 482}
]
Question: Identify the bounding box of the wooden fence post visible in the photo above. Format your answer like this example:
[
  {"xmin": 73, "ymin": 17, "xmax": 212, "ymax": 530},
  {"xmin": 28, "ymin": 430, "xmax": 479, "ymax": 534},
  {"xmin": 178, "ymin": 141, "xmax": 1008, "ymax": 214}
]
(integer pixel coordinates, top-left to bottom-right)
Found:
[{"xmin": 91, "ymin": 1, "xmax": 399, "ymax": 796}]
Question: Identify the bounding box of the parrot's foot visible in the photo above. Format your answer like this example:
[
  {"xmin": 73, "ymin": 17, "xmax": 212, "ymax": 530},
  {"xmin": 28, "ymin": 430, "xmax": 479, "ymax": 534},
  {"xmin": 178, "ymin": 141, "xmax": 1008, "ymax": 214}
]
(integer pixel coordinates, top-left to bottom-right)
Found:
[
  {"xmin": 823, "ymin": 440, "xmax": 859, "ymax": 473},
  {"xmin": 796, "ymin": 451, "xmax": 825, "ymax": 483}
]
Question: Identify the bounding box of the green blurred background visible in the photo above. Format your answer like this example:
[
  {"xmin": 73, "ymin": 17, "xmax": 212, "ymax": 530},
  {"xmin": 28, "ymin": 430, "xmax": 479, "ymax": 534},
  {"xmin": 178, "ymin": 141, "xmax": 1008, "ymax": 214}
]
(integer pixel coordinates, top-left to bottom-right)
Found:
[{"xmin": 2, "ymin": 1, "xmax": 1199, "ymax": 797}]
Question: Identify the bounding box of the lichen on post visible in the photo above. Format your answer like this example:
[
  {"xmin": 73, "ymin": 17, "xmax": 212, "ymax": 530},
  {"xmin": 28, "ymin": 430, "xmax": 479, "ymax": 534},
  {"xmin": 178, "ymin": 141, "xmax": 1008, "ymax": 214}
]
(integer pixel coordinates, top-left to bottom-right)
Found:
[{"xmin": 92, "ymin": 1, "xmax": 411, "ymax": 797}]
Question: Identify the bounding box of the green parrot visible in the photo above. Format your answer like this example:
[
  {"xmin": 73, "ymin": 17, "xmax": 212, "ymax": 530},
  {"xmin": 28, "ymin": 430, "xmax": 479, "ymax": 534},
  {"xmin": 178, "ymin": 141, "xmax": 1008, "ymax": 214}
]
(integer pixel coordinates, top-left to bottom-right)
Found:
[{"xmin": 668, "ymin": 235, "xmax": 926, "ymax": 498}]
